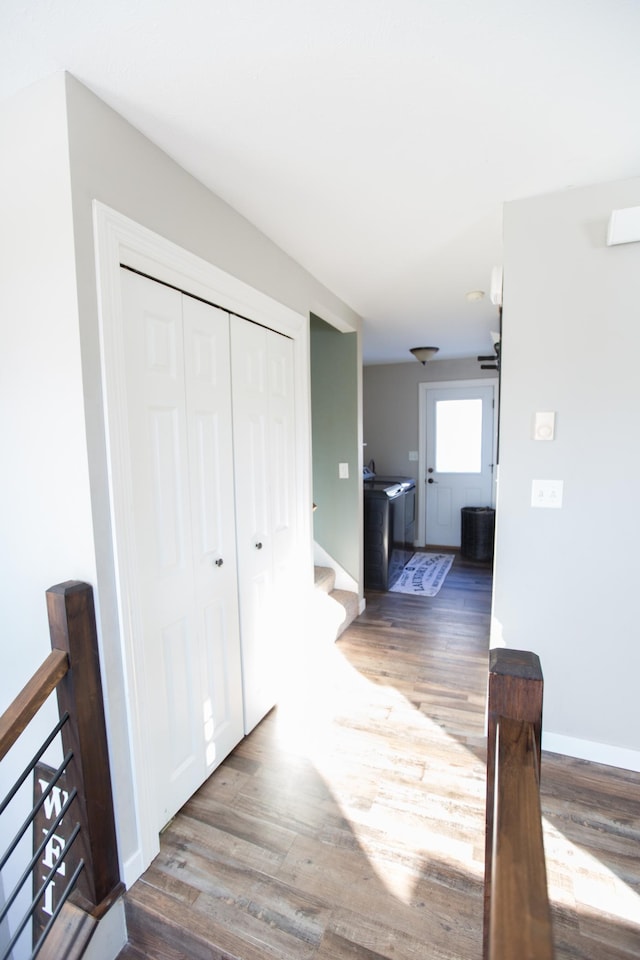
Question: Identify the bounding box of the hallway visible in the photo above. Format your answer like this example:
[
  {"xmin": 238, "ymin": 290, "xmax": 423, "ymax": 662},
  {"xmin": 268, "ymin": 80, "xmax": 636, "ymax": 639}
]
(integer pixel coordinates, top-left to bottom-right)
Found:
[{"xmin": 120, "ymin": 557, "xmax": 640, "ymax": 960}]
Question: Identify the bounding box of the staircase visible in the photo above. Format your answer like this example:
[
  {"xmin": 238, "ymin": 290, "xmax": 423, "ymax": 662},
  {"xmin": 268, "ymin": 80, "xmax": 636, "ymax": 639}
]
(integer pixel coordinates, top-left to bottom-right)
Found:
[{"xmin": 312, "ymin": 565, "xmax": 360, "ymax": 641}]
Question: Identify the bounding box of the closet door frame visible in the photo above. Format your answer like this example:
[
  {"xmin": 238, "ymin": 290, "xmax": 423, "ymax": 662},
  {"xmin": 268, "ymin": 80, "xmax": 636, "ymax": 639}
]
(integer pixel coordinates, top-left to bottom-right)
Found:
[{"xmin": 93, "ymin": 201, "xmax": 311, "ymax": 882}]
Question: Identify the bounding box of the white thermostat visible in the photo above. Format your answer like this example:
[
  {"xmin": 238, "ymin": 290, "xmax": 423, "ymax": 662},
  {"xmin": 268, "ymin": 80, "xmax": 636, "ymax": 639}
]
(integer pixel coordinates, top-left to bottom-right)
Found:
[{"xmin": 533, "ymin": 411, "xmax": 555, "ymax": 441}]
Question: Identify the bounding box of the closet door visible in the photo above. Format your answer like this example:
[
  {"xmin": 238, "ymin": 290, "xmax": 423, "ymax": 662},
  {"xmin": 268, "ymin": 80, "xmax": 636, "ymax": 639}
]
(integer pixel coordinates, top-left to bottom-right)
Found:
[
  {"xmin": 231, "ymin": 317, "xmax": 297, "ymax": 733},
  {"xmin": 268, "ymin": 330, "xmax": 297, "ymax": 586},
  {"xmin": 121, "ymin": 269, "xmax": 243, "ymax": 830},
  {"xmin": 183, "ymin": 295, "xmax": 245, "ymax": 772}
]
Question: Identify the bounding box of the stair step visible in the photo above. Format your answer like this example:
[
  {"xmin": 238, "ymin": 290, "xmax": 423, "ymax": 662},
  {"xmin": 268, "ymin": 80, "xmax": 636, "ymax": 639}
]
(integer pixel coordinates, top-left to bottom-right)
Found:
[
  {"xmin": 122, "ymin": 880, "xmax": 263, "ymax": 960},
  {"xmin": 313, "ymin": 565, "xmax": 335, "ymax": 594},
  {"xmin": 313, "ymin": 566, "xmax": 359, "ymax": 640},
  {"xmin": 39, "ymin": 902, "xmax": 97, "ymax": 960},
  {"xmin": 331, "ymin": 588, "xmax": 360, "ymax": 638}
]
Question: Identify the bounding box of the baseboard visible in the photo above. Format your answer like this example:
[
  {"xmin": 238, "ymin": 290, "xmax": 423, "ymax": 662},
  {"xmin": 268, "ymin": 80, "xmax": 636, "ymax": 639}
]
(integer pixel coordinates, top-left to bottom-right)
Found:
[
  {"xmin": 122, "ymin": 848, "xmax": 146, "ymax": 889},
  {"xmin": 542, "ymin": 732, "xmax": 640, "ymax": 773}
]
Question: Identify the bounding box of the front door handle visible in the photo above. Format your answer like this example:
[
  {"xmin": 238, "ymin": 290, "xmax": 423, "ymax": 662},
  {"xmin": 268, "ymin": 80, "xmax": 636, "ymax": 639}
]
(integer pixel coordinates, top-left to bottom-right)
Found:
[{"xmin": 428, "ymin": 478, "xmax": 438, "ymax": 484}]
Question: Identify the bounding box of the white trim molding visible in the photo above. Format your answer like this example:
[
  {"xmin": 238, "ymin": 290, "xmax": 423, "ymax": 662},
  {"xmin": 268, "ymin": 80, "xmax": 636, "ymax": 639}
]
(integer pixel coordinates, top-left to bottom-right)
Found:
[
  {"xmin": 542, "ymin": 732, "xmax": 640, "ymax": 773},
  {"xmin": 93, "ymin": 201, "xmax": 312, "ymax": 885}
]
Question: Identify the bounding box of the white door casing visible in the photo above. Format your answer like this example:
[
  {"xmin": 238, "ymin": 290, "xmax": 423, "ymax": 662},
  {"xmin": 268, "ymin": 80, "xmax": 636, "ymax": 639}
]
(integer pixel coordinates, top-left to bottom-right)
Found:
[
  {"xmin": 94, "ymin": 201, "xmax": 311, "ymax": 883},
  {"xmin": 417, "ymin": 380, "xmax": 498, "ymax": 548},
  {"xmin": 121, "ymin": 269, "xmax": 244, "ymax": 829}
]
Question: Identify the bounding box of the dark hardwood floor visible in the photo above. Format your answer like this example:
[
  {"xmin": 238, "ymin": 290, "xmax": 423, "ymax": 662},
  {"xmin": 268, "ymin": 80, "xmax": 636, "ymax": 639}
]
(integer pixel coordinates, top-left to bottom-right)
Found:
[{"xmin": 120, "ymin": 557, "xmax": 640, "ymax": 960}]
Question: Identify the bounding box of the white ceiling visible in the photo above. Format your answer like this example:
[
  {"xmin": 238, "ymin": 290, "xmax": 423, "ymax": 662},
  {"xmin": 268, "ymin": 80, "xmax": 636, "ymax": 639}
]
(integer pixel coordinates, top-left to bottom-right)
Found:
[{"xmin": 2, "ymin": 1, "xmax": 639, "ymax": 363}]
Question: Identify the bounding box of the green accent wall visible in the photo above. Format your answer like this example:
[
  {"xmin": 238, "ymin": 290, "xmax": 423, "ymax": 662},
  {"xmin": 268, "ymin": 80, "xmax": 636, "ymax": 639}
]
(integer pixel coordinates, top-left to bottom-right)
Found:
[{"xmin": 310, "ymin": 314, "xmax": 359, "ymax": 580}]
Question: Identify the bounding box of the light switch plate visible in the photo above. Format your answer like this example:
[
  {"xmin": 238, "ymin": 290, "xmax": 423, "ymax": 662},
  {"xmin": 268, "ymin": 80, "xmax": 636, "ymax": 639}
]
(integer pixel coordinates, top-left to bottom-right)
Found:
[
  {"xmin": 531, "ymin": 479, "xmax": 563, "ymax": 508},
  {"xmin": 338, "ymin": 462, "xmax": 349, "ymax": 479},
  {"xmin": 408, "ymin": 451, "xmax": 418, "ymax": 461}
]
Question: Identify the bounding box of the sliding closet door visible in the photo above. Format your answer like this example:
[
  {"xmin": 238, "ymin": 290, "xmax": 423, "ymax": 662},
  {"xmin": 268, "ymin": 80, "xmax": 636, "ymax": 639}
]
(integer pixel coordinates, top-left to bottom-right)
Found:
[
  {"xmin": 231, "ymin": 316, "xmax": 297, "ymax": 733},
  {"xmin": 121, "ymin": 269, "xmax": 243, "ymax": 830}
]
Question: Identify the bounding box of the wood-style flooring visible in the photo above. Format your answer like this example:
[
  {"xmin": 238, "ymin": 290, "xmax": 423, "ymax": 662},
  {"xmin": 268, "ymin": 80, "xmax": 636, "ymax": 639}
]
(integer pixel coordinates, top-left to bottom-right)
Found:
[{"xmin": 120, "ymin": 557, "xmax": 640, "ymax": 960}]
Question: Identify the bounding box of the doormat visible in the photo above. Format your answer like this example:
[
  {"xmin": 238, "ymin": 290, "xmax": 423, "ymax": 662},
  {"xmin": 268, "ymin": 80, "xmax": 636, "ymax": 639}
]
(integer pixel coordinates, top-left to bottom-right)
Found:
[{"xmin": 390, "ymin": 552, "xmax": 454, "ymax": 597}]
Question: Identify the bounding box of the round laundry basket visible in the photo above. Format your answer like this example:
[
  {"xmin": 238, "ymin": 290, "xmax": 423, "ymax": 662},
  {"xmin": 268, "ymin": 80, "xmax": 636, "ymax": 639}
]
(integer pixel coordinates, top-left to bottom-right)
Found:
[{"xmin": 461, "ymin": 507, "xmax": 495, "ymax": 561}]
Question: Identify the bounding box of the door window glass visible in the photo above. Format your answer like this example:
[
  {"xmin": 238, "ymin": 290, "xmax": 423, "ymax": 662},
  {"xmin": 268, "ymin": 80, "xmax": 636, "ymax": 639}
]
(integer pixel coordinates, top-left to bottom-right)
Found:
[{"xmin": 435, "ymin": 398, "xmax": 482, "ymax": 473}]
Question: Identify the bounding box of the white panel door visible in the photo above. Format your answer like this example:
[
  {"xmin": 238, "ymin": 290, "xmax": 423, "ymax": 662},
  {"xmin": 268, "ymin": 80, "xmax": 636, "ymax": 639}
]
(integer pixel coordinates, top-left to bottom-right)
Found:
[
  {"xmin": 266, "ymin": 331, "xmax": 297, "ymax": 586},
  {"xmin": 424, "ymin": 384, "xmax": 495, "ymax": 548},
  {"xmin": 231, "ymin": 316, "xmax": 297, "ymax": 734},
  {"xmin": 182, "ymin": 295, "xmax": 245, "ymax": 774},
  {"xmin": 121, "ymin": 269, "xmax": 243, "ymax": 830}
]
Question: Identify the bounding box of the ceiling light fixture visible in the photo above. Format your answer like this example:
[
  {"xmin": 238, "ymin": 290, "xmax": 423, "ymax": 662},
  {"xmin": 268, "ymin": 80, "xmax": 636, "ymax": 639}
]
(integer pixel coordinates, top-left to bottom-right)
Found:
[
  {"xmin": 410, "ymin": 346, "xmax": 439, "ymax": 364},
  {"xmin": 465, "ymin": 289, "xmax": 485, "ymax": 302}
]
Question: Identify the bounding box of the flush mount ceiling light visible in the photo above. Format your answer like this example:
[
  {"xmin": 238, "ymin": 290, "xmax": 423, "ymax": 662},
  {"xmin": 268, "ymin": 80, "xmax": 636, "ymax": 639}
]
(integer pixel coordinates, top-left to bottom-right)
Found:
[
  {"xmin": 465, "ymin": 289, "xmax": 485, "ymax": 302},
  {"xmin": 410, "ymin": 346, "xmax": 439, "ymax": 364}
]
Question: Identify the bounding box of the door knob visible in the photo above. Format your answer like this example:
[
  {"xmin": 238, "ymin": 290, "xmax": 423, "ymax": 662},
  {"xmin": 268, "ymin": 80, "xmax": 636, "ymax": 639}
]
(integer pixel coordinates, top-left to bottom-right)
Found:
[
  {"xmin": 428, "ymin": 478, "xmax": 438, "ymax": 484},
  {"xmin": 213, "ymin": 557, "xmax": 223, "ymax": 567},
  {"xmin": 255, "ymin": 541, "xmax": 263, "ymax": 550}
]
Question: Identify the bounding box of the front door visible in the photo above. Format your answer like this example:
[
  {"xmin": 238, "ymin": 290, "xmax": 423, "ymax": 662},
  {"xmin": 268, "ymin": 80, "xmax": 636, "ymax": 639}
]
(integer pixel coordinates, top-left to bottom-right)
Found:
[{"xmin": 421, "ymin": 382, "xmax": 496, "ymax": 548}]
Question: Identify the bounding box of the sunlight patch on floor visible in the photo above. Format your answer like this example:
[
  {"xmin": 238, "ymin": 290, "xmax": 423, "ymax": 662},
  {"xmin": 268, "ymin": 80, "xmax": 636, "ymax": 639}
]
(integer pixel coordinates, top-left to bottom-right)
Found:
[
  {"xmin": 275, "ymin": 589, "xmax": 640, "ymax": 925},
  {"xmin": 542, "ymin": 817, "xmax": 640, "ymax": 924},
  {"xmin": 276, "ymin": 637, "xmax": 485, "ymax": 904}
]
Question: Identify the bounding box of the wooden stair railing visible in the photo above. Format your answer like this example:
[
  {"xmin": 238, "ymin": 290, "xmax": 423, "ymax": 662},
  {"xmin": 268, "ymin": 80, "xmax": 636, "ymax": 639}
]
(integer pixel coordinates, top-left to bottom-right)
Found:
[
  {"xmin": 0, "ymin": 581, "xmax": 124, "ymax": 960},
  {"xmin": 483, "ymin": 648, "xmax": 554, "ymax": 960}
]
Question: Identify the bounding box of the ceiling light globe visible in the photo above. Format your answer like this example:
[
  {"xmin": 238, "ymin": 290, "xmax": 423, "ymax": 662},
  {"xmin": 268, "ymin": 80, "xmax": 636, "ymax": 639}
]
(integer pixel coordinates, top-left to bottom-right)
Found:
[{"xmin": 410, "ymin": 346, "xmax": 439, "ymax": 364}]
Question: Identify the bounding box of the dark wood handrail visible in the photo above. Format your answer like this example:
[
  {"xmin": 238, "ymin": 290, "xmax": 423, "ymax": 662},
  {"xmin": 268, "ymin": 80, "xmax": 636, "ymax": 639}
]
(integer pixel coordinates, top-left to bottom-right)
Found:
[
  {"xmin": 490, "ymin": 716, "xmax": 554, "ymax": 960},
  {"xmin": 484, "ymin": 648, "xmax": 554, "ymax": 960},
  {"xmin": 0, "ymin": 581, "xmax": 123, "ymax": 960},
  {"xmin": 0, "ymin": 650, "xmax": 69, "ymax": 761},
  {"xmin": 45, "ymin": 581, "xmax": 123, "ymax": 914}
]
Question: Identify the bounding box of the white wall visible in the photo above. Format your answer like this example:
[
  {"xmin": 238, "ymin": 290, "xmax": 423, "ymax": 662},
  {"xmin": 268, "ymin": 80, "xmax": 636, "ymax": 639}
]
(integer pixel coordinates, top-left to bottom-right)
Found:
[
  {"xmin": 363, "ymin": 357, "xmax": 495, "ymax": 479},
  {"xmin": 494, "ymin": 176, "xmax": 640, "ymax": 770},
  {"xmin": 0, "ymin": 74, "xmax": 360, "ymax": 900},
  {"xmin": 0, "ymin": 72, "xmax": 102, "ymax": 960},
  {"xmin": 62, "ymin": 71, "xmax": 362, "ymax": 878},
  {"xmin": 0, "ymin": 69, "xmax": 363, "ymax": 918},
  {"xmin": 311, "ymin": 318, "xmax": 360, "ymax": 582},
  {"xmin": 64, "ymin": 74, "xmax": 362, "ymax": 332},
  {"xmin": 0, "ymin": 76, "xmax": 96, "ymax": 697}
]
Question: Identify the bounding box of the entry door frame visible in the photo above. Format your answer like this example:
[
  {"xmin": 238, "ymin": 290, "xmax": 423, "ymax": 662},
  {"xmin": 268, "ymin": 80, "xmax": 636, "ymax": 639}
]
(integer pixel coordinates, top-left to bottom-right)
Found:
[
  {"xmin": 93, "ymin": 201, "xmax": 311, "ymax": 884},
  {"xmin": 416, "ymin": 378, "xmax": 499, "ymax": 548}
]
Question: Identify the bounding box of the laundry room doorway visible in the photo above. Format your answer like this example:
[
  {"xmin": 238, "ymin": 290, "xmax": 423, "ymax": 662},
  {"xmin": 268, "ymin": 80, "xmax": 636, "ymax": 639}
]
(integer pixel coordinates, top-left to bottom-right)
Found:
[{"xmin": 417, "ymin": 379, "xmax": 498, "ymax": 548}]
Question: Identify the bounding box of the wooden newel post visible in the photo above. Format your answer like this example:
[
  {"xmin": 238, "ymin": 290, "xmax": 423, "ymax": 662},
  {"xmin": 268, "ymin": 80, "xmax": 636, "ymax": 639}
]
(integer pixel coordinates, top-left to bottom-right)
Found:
[
  {"xmin": 46, "ymin": 581, "xmax": 123, "ymax": 916},
  {"xmin": 483, "ymin": 648, "xmax": 544, "ymax": 960}
]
